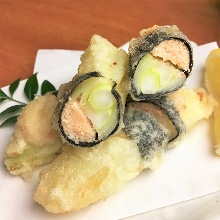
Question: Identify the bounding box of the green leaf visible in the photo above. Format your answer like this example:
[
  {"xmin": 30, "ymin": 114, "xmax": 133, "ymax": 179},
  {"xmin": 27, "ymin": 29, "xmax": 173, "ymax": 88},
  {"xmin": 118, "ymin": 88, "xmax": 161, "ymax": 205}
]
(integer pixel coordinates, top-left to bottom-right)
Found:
[
  {"xmin": 0, "ymin": 104, "xmax": 25, "ymax": 118},
  {"xmin": 24, "ymin": 73, "xmax": 39, "ymax": 101},
  {"xmin": 41, "ymin": 80, "xmax": 56, "ymax": 96},
  {"xmin": 0, "ymin": 89, "xmax": 10, "ymax": 102},
  {"xmin": 0, "ymin": 115, "xmax": 19, "ymax": 127},
  {"xmin": 9, "ymin": 78, "xmax": 20, "ymax": 97}
]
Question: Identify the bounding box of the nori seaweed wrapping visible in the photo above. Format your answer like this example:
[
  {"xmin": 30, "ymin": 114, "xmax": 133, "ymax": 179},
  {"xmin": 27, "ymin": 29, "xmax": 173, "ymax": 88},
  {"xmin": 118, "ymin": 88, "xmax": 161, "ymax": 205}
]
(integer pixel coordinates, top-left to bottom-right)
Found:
[
  {"xmin": 52, "ymin": 72, "xmax": 123, "ymax": 147},
  {"xmin": 52, "ymin": 35, "xmax": 129, "ymax": 147},
  {"xmin": 123, "ymin": 96, "xmax": 186, "ymax": 162},
  {"xmin": 129, "ymin": 25, "xmax": 193, "ymax": 100}
]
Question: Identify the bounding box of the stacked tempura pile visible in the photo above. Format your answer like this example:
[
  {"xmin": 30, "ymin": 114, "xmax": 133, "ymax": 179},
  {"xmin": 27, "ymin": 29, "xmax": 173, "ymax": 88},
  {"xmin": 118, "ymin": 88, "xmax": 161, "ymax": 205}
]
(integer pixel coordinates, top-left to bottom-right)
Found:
[{"xmin": 3, "ymin": 25, "xmax": 216, "ymax": 214}]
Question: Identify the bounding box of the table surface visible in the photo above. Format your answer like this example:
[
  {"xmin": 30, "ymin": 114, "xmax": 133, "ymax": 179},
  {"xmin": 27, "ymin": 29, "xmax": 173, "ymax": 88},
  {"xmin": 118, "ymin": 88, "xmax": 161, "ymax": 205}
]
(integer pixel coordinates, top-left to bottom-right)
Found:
[{"xmin": 0, "ymin": 0, "xmax": 219, "ymax": 88}]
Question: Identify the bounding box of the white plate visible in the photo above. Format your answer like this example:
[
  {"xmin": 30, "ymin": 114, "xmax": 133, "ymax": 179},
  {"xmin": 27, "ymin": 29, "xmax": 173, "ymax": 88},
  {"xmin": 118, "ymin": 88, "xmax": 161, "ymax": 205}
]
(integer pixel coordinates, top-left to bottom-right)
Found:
[{"xmin": 0, "ymin": 42, "xmax": 219, "ymax": 220}]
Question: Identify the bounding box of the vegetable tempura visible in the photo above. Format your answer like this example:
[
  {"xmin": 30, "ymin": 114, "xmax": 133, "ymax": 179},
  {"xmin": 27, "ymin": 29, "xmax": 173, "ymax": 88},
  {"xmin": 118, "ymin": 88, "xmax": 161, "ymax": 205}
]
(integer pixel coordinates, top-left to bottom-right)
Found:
[{"xmin": 4, "ymin": 93, "xmax": 64, "ymax": 180}]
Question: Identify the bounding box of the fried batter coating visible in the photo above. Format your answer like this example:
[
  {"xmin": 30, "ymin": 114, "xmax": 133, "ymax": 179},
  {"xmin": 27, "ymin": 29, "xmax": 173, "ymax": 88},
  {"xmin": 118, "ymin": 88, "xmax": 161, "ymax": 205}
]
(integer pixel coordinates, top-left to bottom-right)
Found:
[
  {"xmin": 78, "ymin": 34, "xmax": 129, "ymax": 87},
  {"xmin": 34, "ymin": 88, "xmax": 215, "ymax": 213},
  {"xmin": 34, "ymin": 135, "xmax": 143, "ymax": 213},
  {"xmin": 169, "ymin": 88, "xmax": 216, "ymax": 130},
  {"xmin": 3, "ymin": 93, "xmax": 64, "ymax": 180}
]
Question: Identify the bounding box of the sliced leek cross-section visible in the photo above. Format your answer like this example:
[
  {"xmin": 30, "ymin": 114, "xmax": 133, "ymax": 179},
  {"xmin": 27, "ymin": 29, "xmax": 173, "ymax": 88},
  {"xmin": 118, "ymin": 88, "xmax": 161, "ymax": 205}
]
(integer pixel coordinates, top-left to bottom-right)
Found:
[
  {"xmin": 54, "ymin": 72, "xmax": 122, "ymax": 147},
  {"xmin": 133, "ymin": 53, "xmax": 186, "ymax": 97}
]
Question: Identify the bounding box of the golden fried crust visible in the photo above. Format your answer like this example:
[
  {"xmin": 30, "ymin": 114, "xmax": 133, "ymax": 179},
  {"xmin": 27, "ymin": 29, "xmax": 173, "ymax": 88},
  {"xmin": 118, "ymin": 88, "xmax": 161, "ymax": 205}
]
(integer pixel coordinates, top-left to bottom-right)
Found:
[
  {"xmin": 78, "ymin": 35, "xmax": 129, "ymax": 86},
  {"xmin": 169, "ymin": 88, "xmax": 216, "ymax": 130},
  {"xmin": 34, "ymin": 135, "xmax": 144, "ymax": 213},
  {"xmin": 3, "ymin": 93, "xmax": 64, "ymax": 180}
]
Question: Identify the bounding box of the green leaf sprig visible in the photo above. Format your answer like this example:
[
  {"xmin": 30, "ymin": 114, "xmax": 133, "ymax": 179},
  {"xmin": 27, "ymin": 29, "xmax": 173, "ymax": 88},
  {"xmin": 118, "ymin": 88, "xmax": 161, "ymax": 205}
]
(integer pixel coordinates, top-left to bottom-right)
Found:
[{"xmin": 0, "ymin": 73, "xmax": 56, "ymax": 127}]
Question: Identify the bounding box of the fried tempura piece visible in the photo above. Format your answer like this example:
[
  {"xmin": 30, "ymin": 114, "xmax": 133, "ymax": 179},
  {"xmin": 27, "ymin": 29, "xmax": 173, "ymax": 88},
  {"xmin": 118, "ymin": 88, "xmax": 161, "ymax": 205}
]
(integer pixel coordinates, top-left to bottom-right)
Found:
[
  {"xmin": 34, "ymin": 135, "xmax": 143, "ymax": 213},
  {"xmin": 205, "ymin": 48, "xmax": 220, "ymax": 155},
  {"xmin": 169, "ymin": 87, "xmax": 216, "ymax": 130},
  {"xmin": 34, "ymin": 88, "xmax": 215, "ymax": 214},
  {"xmin": 52, "ymin": 35, "xmax": 129, "ymax": 147},
  {"xmin": 3, "ymin": 93, "xmax": 64, "ymax": 180},
  {"xmin": 128, "ymin": 25, "xmax": 193, "ymax": 100}
]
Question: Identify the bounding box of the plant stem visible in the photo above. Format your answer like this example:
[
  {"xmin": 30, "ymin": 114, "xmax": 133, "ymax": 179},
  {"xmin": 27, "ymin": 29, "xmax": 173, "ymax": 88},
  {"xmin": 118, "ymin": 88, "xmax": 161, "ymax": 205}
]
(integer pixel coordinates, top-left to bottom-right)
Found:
[{"xmin": 9, "ymin": 97, "xmax": 26, "ymax": 105}]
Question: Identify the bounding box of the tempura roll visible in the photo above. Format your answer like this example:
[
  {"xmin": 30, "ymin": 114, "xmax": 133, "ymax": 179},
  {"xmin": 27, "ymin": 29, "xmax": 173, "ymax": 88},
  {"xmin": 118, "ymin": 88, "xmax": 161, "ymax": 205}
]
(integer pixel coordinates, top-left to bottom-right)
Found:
[
  {"xmin": 129, "ymin": 25, "xmax": 193, "ymax": 100},
  {"xmin": 123, "ymin": 96, "xmax": 186, "ymax": 166},
  {"xmin": 52, "ymin": 35, "xmax": 129, "ymax": 147}
]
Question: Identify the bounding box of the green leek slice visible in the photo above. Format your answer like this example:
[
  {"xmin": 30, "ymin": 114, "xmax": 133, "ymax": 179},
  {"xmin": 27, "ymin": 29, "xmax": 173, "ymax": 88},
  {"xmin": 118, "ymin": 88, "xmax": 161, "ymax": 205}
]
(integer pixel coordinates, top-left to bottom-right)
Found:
[
  {"xmin": 70, "ymin": 76, "xmax": 118, "ymax": 140},
  {"xmin": 140, "ymin": 71, "xmax": 160, "ymax": 94},
  {"xmin": 71, "ymin": 77, "xmax": 113, "ymax": 104},
  {"xmin": 88, "ymin": 84, "xmax": 115, "ymax": 111},
  {"xmin": 83, "ymin": 101, "xmax": 117, "ymax": 139},
  {"xmin": 134, "ymin": 53, "xmax": 185, "ymax": 95}
]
